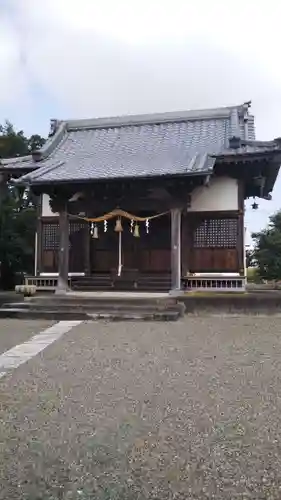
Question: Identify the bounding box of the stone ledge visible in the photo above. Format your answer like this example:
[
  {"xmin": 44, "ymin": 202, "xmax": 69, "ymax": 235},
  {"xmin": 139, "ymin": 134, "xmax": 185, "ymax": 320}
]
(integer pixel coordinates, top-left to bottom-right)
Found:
[
  {"xmin": 179, "ymin": 292, "xmax": 281, "ymax": 314},
  {"xmin": 0, "ymin": 292, "xmax": 23, "ymax": 307}
]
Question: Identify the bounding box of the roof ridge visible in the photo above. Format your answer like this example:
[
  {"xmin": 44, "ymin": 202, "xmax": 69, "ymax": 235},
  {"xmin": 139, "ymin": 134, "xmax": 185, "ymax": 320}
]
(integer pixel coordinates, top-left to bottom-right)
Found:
[
  {"xmin": 17, "ymin": 160, "xmax": 65, "ymax": 184},
  {"xmin": 1, "ymin": 102, "xmax": 252, "ymax": 168},
  {"xmin": 32, "ymin": 122, "xmax": 67, "ymax": 162},
  {"xmin": 64, "ymin": 103, "xmax": 247, "ymax": 131}
]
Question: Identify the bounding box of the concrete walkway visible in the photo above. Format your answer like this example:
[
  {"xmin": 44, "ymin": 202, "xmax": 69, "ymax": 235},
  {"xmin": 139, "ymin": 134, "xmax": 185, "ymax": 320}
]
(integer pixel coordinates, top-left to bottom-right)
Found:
[
  {"xmin": 65, "ymin": 291, "xmax": 169, "ymax": 298},
  {"xmin": 1, "ymin": 316, "xmax": 281, "ymax": 499},
  {"xmin": 0, "ymin": 319, "xmax": 54, "ymax": 355}
]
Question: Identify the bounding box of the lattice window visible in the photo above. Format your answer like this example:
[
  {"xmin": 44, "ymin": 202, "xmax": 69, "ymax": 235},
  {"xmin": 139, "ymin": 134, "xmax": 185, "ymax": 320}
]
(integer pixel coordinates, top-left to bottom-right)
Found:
[
  {"xmin": 70, "ymin": 221, "xmax": 87, "ymax": 234},
  {"xmin": 42, "ymin": 222, "xmax": 59, "ymax": 250},
  {"xmin": 194, "ymin": 218, "xmax": 238, "ymax": 248}
]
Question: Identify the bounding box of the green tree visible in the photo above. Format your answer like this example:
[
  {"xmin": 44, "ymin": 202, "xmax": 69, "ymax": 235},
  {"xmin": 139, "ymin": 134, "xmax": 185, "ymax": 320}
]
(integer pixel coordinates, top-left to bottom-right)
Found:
[
  {"xmin": 246, "ymin": 248, "xmax": 255, "ymax": 268},
  {"xmin": 252, "ymin": 211, "xmax": 281, "ymax": 282},
  {"xmin": 28, "ymin": 134, "xmax": 46, "ymax": 152},
  {"xmin": 0, "ymin": 191, "xmax": 37, "ymax": 288},
  {"xmin": 0, "ymin": 122, "xmax": 45, "ymax": 289},
  {"xmin": 0, "ymin": 121, "xmax": 28, "ymax": 158},
  {"xmin": 0, "ymin": 120, "xmax": 45, "ymax": 158}
]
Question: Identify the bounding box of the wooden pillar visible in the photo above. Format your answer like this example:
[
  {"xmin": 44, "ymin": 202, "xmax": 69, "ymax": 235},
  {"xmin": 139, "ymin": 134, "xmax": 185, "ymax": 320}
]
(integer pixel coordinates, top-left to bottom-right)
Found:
[
  {"xmin": 35, "ymin": 196, "xmax": 42, "ymax": 276},
  {"xmin": 56, "ymin": 204, "xmax": 70, "ymax": 294},
  {"xmin": 0, "ymin": 173, "xmax": 8, "ymax": 205},
  {"xmin": 34, "ymin": 229, "xmax": 41, "ymax": 276},
  {"xmin": 237, "ymin": 180, "xmax": 245, "ymax": 275},
  {"xmin": 237, "ymin": 211, "xmax": 244, "ymax": 274},
  {"xmin": 84, "ymin": 223, "xmax": 91, "ymax": 275},
  {"xmin": 181, "ymin": 212, "xmax": 192, "ymax": 277},
  {"xmin": 170, "ymin": 208, "xmax": 182, "ymax": 293}
]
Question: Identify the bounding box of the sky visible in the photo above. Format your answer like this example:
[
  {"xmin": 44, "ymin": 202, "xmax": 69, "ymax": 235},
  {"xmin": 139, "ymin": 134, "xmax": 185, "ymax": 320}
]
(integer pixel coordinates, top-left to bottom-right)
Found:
[{"xmin": 1, "ymin": 0, "xmax": 281, "ymax": 240}]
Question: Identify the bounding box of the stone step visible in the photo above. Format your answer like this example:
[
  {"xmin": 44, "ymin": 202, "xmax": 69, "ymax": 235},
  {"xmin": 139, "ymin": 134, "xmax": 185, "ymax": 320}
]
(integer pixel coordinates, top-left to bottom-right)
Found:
[
  {"xmin": 71, "ymin": 285, "xmax": 114, "ymax": 291},
  {"xmin": 71, "ymin": 274, "xmax": 171, "ymax": 292},
  {"xmin": 72, "ymin": 279, "xmax": 171, "ymax": 284},
  {"xmin": 137, "ymin": 288, "xmax": 171, "ymax": 292},
  {"xmin": 72, "ymin": 283, "xmax": 112, "ymax": 287},
  {"xmin": 0, "ymin": 308, "xmax": 88, "ymax": 321},
  {"xmin": 72, "ymin": 274, "xmax": 171, "ymax": 281},
  {"xmin": 1, "ymin": 291, "xmax": 184, "ymax": 321},
  {"xmin": 72, "ymin": 285, "xmax": 170, "ymax": 293},
  {"xmin": 72, "ymin": 279, "xmax": 112, "ymax": 284},
  {"xmin": 138, "ymin": 277, "xmax": 171, "ymax": 282},
  {"xmin": 2, "ymin": 301, "xmax": 182, "ymax": 314},
  {"xmin": 0, "ymin": 307, "xmax": 181, "ymax": 321},
  {"xmin": 23, "ymin": 295, "xmax": 177, "ymax": 306},
  {"xmin": 3, "ymin": 302, "xmax": 177, "ymax": 310},
  {"xmin": 71, "ymin": 278, "xmax": 169, "ymax": 284}
]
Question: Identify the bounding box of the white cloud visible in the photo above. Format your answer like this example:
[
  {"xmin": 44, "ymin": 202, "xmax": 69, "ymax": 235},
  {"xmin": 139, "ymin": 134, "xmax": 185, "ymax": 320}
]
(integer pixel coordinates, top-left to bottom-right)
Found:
[
  {"xmin": 1, "ymin": 0, "xmax": 281, "ymax": 232},
  {"xmin": 0, "ymin": 13, "xmax": 28, "ymax": 106},
  {"xmin": 2, "ymin": 0, "xmax": 281, "ymax": 136}
]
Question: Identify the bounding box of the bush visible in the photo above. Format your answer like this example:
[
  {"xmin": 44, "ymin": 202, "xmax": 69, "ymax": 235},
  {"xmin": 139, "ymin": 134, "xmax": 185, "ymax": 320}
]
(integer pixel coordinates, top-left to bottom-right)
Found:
[{"xmin": 246, "ymin": 267, "xmax": 261, "ymax": 283}]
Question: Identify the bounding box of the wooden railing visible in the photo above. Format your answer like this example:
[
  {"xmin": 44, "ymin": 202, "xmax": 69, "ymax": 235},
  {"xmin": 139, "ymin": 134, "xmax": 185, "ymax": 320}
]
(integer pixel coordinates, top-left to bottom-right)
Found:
[
  {"xmin": 25, "ymin": 274, "xmax": 246, "ymax": 293},
  {"xmin": 182, "ymin": 275, "xmax": 246, "ymax": 292},
  {"xmin": 24, "ymin": 276, "xmax": 72, "ymax": 291}
]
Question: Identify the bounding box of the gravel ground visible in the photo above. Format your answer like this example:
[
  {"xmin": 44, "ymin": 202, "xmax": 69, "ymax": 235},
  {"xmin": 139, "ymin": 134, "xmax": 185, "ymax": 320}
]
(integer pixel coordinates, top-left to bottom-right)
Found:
[
  {"xmin": 1, "ymin": 317, "xmax": 281, "ymax": 499},
  {"xmin": 0, "ymin": 320, "xmax": 54, "ymax": 355}
]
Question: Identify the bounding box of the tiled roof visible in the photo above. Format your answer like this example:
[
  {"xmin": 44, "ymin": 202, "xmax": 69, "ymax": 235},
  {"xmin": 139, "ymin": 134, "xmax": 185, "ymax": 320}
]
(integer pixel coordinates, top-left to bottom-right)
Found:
[
  {"xmin": 5, "ymin": 102, "xmax": 281, "ymax": 185},
  {"xmin": 0, "ymin": 156, "xmax": 36, "ymax": 170}
]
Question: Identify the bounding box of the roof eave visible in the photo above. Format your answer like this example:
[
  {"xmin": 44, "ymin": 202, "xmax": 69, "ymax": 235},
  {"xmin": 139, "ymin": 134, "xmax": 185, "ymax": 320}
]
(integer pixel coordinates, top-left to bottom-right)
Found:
[
  {"xmin": 0, "ymin": 164, "xmax": 38, "ymax": 175},
  {"xmin": 13, "ymin": 170, "xmax": 213, "ymax": 188},
  {"xmin": 263, "ymin": 163, "xmax": 281, "ymax": 197},
  {"xmin": 215, "ymin": 149, "xmax": 281, "ymax": 197},
  {"xmin": 0, "ymin": 121, "xmax": 67, "ymax": 171},
  {"xmin": 215, "ymin": 149, "xmax": 281, "ymax": 163}
]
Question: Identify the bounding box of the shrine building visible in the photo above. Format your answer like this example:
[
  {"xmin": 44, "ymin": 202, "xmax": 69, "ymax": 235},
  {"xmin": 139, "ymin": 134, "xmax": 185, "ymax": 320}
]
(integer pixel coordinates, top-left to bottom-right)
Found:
[{"xmin": 2, "ymin": 102, "xmax": 281, "ymax": 293}]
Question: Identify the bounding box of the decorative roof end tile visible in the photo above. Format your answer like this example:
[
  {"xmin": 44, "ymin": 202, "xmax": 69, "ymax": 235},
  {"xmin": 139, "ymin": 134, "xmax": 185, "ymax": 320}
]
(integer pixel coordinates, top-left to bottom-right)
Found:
[
  {"xmin": 229, "ymin": 136, "xmax": 242, "ymax": 149},
  {"xmin": 49, "ymin": 119, "xmax": 59, "ymax": 137},
  {"xmin": 31, "ymin": 150, "xmax": 42, "ymax": 162}
]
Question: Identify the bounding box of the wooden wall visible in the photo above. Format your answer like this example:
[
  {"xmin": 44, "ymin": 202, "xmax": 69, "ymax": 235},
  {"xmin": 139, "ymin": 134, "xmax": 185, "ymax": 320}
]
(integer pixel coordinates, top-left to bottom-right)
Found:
[
  {"xmin": 90, "ymin": 214, "xmax": 171, "ymax": 273},
  {"xmin": 38, "ymin": 214, "xmax": 171, "ymax": 274},
  {"xmin": 38, "ymin": 210, "xmax": 243, "ymax": 276},
  {"xmin": 40, "ymin": 218, "xmax": 88, "ymax": 273},
  {"xmin": 182, "ymin": 212, "xmax": 242, "ymax": 274}
]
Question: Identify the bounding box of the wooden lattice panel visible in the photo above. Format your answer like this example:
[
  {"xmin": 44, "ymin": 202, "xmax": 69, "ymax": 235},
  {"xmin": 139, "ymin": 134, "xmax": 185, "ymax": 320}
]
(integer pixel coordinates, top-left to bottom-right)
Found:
[
  {"xmin": 42, "ymin": 220, "xmax": 87, "ymax": 250},
  {"xmin": 42, "ymin": 222, "xmax": 59, "ymax": 250},
  {"xmin": 69, "ymin": 221, "xmax": 87, "ymax": 234},
  {"xmin": 194, "ymin": 218, "xmax": 238, "ymax": 248}
]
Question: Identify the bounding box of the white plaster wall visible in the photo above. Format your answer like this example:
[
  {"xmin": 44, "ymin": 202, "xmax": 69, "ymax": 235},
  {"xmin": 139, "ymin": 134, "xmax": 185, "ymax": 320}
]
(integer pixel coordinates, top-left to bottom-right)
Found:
[
  {"xmin": 189, "ymin": 177, "xmax": 238, "ymax": 212},
  {"xmin": 41, "ymin": 194, "xmax": 58, "ymax": 216}
]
